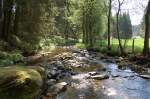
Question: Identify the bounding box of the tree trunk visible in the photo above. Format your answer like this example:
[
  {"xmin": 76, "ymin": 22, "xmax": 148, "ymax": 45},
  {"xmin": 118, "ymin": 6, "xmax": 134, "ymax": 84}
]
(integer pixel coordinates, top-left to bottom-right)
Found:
[
  {"xmin": 116, "ymin": 2, "xmax": 125, "ymax": 55},
  {"xmin": 64, "ymin": 0, "xmax": 70, "ymax": 45},
  {"xmin": 107, "ymin": 0, "xmax": 112, "ymax": 50},
  {"xmin": 143, "ymin": 0, "xmax": 150, "ymax": 56},
  {"xmin": 89, "ymin": 21, "xmax": 93, "ymax": 48},
  {"xmin": 132, "ymin": 39, "xmax": 135, "ymax": 54},
  {"xmin": 89, "ymin": 6, "xmax": 93, "ymax": 48},
  {"xmin": 82, "ymin": 9, "xmax": 86, "ymax": 43},
  {"xmin": 0, "ymin": 0, "xmax": 3, "ymax": 20},
  {"xmin": 85, "ymin": 14, "xmax": 89, "ymax": 45},
  {"xmin": 13, "ymin": 5, "xmax": 20, "ymax": 35},
  {"xmin": 0, "ymin": 0, "xmax": 3, "ymax": 38},
  {"xmin": 124, "ymin": 39, "xmax": 127, "ymax": 49},
  {"xmin": 2, "ymin": 0, "xmax": 14, "ymax": 41}
]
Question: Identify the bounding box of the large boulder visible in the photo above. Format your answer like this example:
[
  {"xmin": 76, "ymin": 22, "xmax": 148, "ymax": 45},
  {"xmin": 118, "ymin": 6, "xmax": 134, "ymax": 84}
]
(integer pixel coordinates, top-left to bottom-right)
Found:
[{"xmin": 0, "ymin": 66, "xmax": 43, "ymax": 99}]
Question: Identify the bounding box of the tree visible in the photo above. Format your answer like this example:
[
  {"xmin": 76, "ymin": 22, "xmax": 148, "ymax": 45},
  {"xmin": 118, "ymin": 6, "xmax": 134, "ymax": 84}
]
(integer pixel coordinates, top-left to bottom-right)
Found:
[
  {"xmin": 119, "ymin": 13, "xmax": 132, "ymax": 39},
  {"xmin": 143, "ymin": 0, "xmax": 150, "ymax": 56},
  {"xmin": 0, "ymin": 0, "xmax": 3, "ymax": 38},
  {"xmin": 0, "ymin": 0, "xmax": 3, "ymax": 21},
  {"xmin": 0, "ymin": 0, "xmax": 55, "ymax": 52},
  {"xmin": 1, "ymin": 0, "xmax": 14, "ymax": 41},
  {"xmin": 81, "ymin": 0, "xmax": 106, "ymax": 48},
  {"xmin": 107, "ymin": 0, "xmax": 112, "ymax": 50},
  {"xmin": 116, "ymin": 0, "xmax": 125, "ymax": 55}
]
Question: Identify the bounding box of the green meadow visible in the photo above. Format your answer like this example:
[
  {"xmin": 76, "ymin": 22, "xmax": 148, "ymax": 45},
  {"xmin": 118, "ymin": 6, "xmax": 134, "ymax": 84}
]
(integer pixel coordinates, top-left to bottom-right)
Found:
[{"xmin": 76, "ymin": 38, "xmax": 150, "ymax": 54}]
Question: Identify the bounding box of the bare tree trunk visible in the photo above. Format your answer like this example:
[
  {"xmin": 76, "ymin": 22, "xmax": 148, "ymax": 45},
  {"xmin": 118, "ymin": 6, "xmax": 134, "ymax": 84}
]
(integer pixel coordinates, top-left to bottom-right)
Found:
[
  {"xmin": 89, "ymin": 21, "xmax": 93, "ymax": 48},
  {"xmin": 85, "ymin": 13, "xmax": 89, "ymax": 45},
  {"xmin": 143, "ymin": 0, "xmax": 150, "ymax": 56},
  {"xmin": 13, "ymin": 5, "xmax": 20, "ymax": 35},
  {"xmin": 108, "ymin": 0, "xmax": 112, "ymax": 50},
  {"xmin": 2, "ymin": 0, "xmax": 14, "ymax": 41},
  {"xmin": 82, "ymin": 9, "xmax": 86, "ymax": 43},
  {"xmin": 132, "ymin": 39, "xmax": 135, "ymax": 54},
  {"xmin": 116, "ymin": 0, "xmax": 125, "ymax": 55},
  {"xmin": 124, "ymin": 39, "xmax": 127, "ymax": 49},
  {"xmin": 64, "ymin": 0, "xmax": 70, "ymax": 45},
  {"xmin": 0, "ymin": 0, "xmax": 3, "ymax": 20},
  {"xmin": 88, "ymin": 2, "xmax": 94, "ymax": 48},
  {"xmin": 0, "ymin": 0, "xmax": 3, "ymax": 38}
]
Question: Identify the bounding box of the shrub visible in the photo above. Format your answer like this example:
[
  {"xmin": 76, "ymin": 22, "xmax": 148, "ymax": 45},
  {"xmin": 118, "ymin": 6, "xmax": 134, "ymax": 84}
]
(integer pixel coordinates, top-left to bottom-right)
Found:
[{"xmin": 0, "ymin": 52, "xmax": 25, "ymax": 66}]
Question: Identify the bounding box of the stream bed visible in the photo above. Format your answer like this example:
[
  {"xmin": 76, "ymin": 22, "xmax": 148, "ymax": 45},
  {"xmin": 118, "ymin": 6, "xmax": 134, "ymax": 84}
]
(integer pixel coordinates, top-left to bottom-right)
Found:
[
  {"xmin": 57, "ymin": 64, "xmax": 150, "ymax": 99},
  {"xmin": 44, "ymin": 49, "xmax": 150, "ymax": 99}
]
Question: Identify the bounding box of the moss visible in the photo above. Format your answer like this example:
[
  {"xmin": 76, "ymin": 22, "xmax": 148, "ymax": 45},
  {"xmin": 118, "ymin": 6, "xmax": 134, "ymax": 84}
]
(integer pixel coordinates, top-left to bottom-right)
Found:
[
  {"xmin": 27, "ymin": 66, "xmax": 45, "ymax": 79},
  {"xmin": 0, "ymin": 66, "xmax": 43, "ymax": 99}
]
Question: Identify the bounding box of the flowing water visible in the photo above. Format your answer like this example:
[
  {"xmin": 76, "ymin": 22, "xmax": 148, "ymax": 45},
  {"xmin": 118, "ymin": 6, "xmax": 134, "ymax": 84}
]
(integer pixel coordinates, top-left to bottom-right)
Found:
[
  {"xmin": 45, "ymin": 48, "xmax": 150, "ymax": 99},
  {"xmin": 56, "ymin": 62, "xmax": 150, "ymax": 99}
]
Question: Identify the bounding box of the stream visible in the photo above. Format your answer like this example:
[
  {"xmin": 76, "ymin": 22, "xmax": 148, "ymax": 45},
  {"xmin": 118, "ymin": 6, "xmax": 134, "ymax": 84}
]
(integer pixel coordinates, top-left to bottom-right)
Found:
[{"xmin": 43, "ymin": 48, "xmax": 150, "ymax": 99}]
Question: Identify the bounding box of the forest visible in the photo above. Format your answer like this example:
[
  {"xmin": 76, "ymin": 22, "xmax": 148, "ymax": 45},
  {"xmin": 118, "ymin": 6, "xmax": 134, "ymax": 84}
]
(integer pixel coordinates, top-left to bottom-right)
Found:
[{"xmin": 0, "ymin": 0, "xmax": 149, "ymax": 99}]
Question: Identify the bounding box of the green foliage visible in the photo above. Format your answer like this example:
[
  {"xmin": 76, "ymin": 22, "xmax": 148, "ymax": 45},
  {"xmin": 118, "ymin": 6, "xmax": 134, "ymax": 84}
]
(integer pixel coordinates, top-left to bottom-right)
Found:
[
  {"xmin": 79, "ymin": 0, "xmax": 107, "ymax": 47},
  {"xmin": 52, "ymin": 36, "xmax": 66, "ymax": 45},
  {"xmin": 0, "ymin": 0, "xmax": 56, "ymax": 53},
  {"xmin": 39, "ymin": 36, "xmax": 65, "ymax": 49},
  {"xmin": 0, "ymin": 52, "xmax": 24, "ymax": 66},
  {"xmin": 40, "ymin": 36, "xmax": 79, "ymax": 50},
  {"xmin": 75, "ymin": 43, "xmax": 86, "ymax": 49},
  {"xmin": 111, "ymin": 13, "xmax": 133, "ymax": 39},
  {"xmin": 119, "ymin": 13, "xmax": 132, "ymax": 39},
  {"xmin": 0, "ymin": 0, "xmax": 145, "ymax": 56},
  {"xmin": 0, "ymin": 0, "xmax": 108, "ymax": 54},
  {"xmin": 0, "ymin": 40, "xmax": 9, "ymax": 51}
]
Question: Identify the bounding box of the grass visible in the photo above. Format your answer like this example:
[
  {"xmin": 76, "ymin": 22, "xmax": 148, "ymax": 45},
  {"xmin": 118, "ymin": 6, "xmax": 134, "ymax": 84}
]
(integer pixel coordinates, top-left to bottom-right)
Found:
[
  {"xmin": 98, "ymin": 38, "xmax": 145, "ymax": 53},
  {"xmin": 75, "ymin": 38, "xmax": 150, "ymax": 55}
]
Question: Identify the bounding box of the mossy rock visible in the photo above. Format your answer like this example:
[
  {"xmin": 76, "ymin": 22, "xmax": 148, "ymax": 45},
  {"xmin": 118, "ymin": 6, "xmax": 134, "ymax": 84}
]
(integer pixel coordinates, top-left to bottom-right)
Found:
[
  {"xmin": 27, "ymin": 66, "xmax": 45, "ymax": 79},
  {"xmin": 0, "ymin": 66, "xmax": 43, "ymax": 99}
]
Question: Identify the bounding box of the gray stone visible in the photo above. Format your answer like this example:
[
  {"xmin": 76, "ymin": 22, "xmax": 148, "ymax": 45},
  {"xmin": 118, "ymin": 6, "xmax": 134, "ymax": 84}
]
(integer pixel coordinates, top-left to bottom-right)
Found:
[
  {"xmin": 140, "ymin": 75, "xmax": 150, "ymax": 79},
  {"xmin": 112, "ymin": 74, "xmax": 119, "ymax": 77},
  {"xmin": 48, "ymin": 82, "xmax": 68, "ymax": 94},
  {"xmin": 90, "ymin": 74, "xmax": 109, "ymax": 80},
  {"xmin": 47, "ymin": 73, "xmax": 52, "ymax": 79},
  {"xmin": 51, "ymin": 70, "xmax": 58, "ymax": 76},
  {"xmin": 47, "ymin": 79, "xmax": 57, "ymax": 85},
  {"xmin": 88, "ymin": 72, "xmax": 98, "ymax": 76}
]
